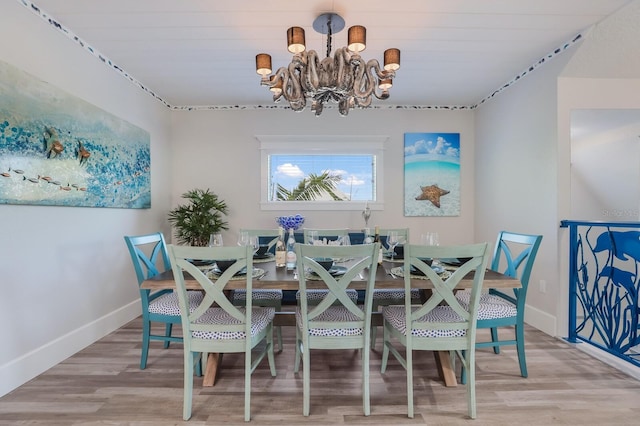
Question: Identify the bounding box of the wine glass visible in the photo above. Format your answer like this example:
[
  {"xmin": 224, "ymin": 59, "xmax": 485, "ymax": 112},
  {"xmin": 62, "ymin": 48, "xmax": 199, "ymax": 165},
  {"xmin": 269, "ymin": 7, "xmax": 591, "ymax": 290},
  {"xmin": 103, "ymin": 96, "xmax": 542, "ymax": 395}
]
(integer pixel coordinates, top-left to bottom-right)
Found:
[
  {"xmin": 421, "ymin": 232, "xmax": 440, "ymax": 246},
  {"xmin": 387, "ymin": 231, "xmax": 401, "ymax": 261},
  {"xmin": 237, "ymin": 230, "xmax": 250, "ymax": 247},
  {"xmin": 308, "ymin": 230, "xmax": 319, "ymax": 245},
  {"xmin": 209, "ymin": 232, "xmax": 224, "ymax": 247},
  {"xmin": 248, "ymin": 235, "xmax": 259, "ymax": 255}
]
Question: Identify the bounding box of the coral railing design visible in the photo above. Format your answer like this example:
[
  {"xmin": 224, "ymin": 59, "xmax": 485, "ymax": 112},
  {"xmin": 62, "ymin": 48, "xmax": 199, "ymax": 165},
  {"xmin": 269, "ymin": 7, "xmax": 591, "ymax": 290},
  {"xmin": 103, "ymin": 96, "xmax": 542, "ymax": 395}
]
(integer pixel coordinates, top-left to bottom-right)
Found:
[{"xmin": 561, "ymin": 220, "xmax": 640, "ymax": 367}]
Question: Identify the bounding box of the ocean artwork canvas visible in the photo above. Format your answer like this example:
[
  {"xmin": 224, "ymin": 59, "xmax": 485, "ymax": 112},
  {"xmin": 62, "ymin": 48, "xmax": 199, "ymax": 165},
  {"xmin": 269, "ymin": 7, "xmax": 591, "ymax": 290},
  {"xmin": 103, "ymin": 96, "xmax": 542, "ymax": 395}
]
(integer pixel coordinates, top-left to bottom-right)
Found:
[
  {"xmin": 0, "ymin": 60, "xmax": 150, "ymax": 209},
  {"xmin": 404, "ymin": 132, "xmax": 460, "ymax": 217}
]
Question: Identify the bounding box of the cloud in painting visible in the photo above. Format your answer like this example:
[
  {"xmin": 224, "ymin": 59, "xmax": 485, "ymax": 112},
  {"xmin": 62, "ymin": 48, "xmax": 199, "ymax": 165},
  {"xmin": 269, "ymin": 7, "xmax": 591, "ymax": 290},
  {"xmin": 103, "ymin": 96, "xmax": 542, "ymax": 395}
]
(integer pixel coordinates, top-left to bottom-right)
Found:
[{"xmin": 405, "ymin": 135, "xmax": 459, "ymax": 158}]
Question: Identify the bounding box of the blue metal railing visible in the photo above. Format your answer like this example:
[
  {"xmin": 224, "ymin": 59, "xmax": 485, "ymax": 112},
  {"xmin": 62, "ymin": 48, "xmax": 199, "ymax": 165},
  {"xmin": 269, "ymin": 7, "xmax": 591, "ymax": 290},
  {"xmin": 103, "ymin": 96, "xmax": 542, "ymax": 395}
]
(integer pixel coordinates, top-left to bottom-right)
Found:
[{"xmin": 560, "ymin": 220, "xmax": 640, "ymax": 367}]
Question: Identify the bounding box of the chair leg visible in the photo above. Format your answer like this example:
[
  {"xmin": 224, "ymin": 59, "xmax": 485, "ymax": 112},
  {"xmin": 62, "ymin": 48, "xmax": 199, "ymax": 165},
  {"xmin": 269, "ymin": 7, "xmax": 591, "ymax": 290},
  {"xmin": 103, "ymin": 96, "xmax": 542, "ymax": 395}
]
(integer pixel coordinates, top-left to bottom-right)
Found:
[
  {"xmin": 163, "ymin": 323, "xmax": 173, "ymax": 349},
  {"xmin": 183, "ymin": 350, "xmax": 194, "ymax": 420},
  {"xmin": 370, "ymin": 302, "xmax": 380, "ymax": 349},
  {"xmin": 380, "ymin": 323, "xmax": 390, "ymax": 373},
  {"xmin": 515, "ymin": 323, "xmax": 528, "ymax": 377},
  {"xmin": 140, "ymin": 320, "xmax": 151, "ymax": 370},
  {"xmin": 363, "ymin": 342, "xmax": 371, "ymax": 416},
  {"xmin": 406, "ymin": 346, "xmax": 414, "ymax": 419},
  {"xmin": 245, "ymin": 347, "xmax": 252, "ymax": 422},
  {"xmin": 466, "ymin": 349, "xmax": 477, "ymax": 419},
  {"xmin": 490, "ymin": 327, "xmax": 500, "ymax": 354},
  {"xmin": 294, "ymin": 327, "xmax": 302, "ymax": 373},
  {"xmin": 302, "ymin": 338, "xmax": 311, "ymax": 416},
  {"xmin": 267, "ymin": 325, "xmax": 277, "ymax": 376},
  {"xmin": 370, "ymin": 323, "xmax": 378, "ymax": 349},
  {"xmin": 195, "ymin": 353, "xmax": 203, "ymax": 377},
  {"xmin": 275, "ymin": 325, "xmax": 283, "ymax": 352}
]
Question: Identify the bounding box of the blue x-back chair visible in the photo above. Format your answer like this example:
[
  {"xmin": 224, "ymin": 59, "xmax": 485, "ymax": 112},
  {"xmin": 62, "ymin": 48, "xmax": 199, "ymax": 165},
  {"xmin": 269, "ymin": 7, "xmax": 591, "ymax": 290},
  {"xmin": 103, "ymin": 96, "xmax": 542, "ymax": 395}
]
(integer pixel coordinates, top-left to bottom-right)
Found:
[
  {"xmin": 124, "ymin": 232, "xmax": 204, "ymax": 369},
  {"xmin": 457, "ymin": 231, "xmax": 542, "ymax": 381}
]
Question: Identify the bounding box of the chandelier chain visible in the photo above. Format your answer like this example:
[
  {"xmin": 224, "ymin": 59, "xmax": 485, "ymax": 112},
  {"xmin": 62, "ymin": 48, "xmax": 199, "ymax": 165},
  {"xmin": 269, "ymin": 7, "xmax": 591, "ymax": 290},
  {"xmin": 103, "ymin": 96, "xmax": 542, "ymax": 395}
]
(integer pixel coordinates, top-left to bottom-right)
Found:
[{"xmin": 326, "ymin": 17, "xmax": 332, "ymax": 58}]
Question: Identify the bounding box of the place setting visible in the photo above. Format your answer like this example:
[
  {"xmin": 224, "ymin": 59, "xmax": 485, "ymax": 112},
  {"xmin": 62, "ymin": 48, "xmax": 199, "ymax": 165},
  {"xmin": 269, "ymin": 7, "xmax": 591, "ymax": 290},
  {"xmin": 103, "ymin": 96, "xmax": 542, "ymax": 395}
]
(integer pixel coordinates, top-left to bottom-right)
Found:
[
  {"xmin": 206, "ymin": 259, "xmax": 266, "ymax": 281},
  {"xmin": 303, "ymin": 257, "xmax": 348, "ymax": 280},
  {"xmin": 389, "ymin": 259, "xmax": 450, "ymax": 280}
]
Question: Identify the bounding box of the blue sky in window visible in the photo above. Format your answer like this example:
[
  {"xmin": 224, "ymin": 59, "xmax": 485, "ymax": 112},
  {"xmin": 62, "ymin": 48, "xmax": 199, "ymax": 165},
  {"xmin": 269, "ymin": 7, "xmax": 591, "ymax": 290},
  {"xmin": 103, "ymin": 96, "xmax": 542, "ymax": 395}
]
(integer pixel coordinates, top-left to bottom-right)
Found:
[{"xmin": 269, "ymin": 154, "xmax": 373, "ymax": 201}]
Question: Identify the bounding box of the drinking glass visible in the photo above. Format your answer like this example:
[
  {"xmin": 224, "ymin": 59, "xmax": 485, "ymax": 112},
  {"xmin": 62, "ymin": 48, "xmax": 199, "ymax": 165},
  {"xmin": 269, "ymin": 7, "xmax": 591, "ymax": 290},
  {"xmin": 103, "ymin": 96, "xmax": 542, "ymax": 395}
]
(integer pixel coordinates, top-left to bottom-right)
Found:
[
  {"xmin": 387, "ymin": 231, "xmax": 400, "ymax": 261},
  {"xmin": 237, "ymin": 230, "xmax": 250, "ymax": 247},
  {"xmin": 248, "ymin": 235, "xmax": 259, "ymax": 255},
  {"xmin": 340, "ymin": 234, "xmax": 351, "ymax": 246},
  {"xmin": 308, "ymin": 230, "xmax": 319, "ymax": 245},
  {"xmin": 209, "ymin": 232, "xmax": 224, "ymax": 247},
  {"xmin": 421, "ymin": 232, "xmax": 440, "ymax": 246}
]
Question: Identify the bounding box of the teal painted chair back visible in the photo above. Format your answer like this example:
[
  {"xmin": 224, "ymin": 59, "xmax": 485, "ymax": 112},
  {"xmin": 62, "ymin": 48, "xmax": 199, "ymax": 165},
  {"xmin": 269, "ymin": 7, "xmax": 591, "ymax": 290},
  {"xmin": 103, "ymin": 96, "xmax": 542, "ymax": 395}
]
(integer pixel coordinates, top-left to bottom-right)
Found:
[
  {"xmin": 293, "ymin": 242, "xmax": 380, "ymax": 416},
  {"xmin": 381, "ymin": 242, "xmax": 490, "ymax": 419},
  {"xmin": 489, "ymin": 231, "xmax": 543, "ymax": 313},
  {"xmin": 459, "ymin": 231, "xmax": 542, "ymax": 383},
  {"xmin": 124, "ymin": 232, "xmax": 182, "ymax": 369},
  {"xmin": 167, "ymin": 244, "xmax": 276, "ymax": 421}
]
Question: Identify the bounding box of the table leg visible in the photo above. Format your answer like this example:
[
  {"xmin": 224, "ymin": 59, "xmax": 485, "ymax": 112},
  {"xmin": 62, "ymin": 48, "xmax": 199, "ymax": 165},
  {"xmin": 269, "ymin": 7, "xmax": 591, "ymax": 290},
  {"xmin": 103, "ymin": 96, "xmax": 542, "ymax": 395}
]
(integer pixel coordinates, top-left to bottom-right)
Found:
[
  {"xmin": 434, "ymin": 351, "xmax": 458, "ymax": 387},
  {"xmin": 202, "ymin": 353, "xmax": 220, "ymax": 387}
]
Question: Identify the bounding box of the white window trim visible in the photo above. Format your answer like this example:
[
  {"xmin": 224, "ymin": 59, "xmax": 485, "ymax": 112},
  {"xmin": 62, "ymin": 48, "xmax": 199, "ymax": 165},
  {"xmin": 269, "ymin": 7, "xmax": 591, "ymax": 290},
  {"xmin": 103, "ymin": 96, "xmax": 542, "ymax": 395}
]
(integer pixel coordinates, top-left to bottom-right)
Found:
[{"xmin": 256, "ymin": 135, "xmax": 387, "ymax": 211}]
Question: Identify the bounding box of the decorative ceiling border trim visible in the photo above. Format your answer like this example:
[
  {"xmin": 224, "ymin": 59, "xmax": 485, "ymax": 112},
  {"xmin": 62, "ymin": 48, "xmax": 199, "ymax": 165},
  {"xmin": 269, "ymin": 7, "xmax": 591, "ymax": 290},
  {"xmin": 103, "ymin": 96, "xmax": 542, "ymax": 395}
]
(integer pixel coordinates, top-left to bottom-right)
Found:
[
  {"xmin": 19, "ymin": 0, "xmax": 173, "ymax": 109},
  {"xmin": 21, "ymin": 0, "xmax": 582, "ymax": 112},
  {"xmin": 472, "ymin": 33, "xmax": 583, "ymax": 109}
]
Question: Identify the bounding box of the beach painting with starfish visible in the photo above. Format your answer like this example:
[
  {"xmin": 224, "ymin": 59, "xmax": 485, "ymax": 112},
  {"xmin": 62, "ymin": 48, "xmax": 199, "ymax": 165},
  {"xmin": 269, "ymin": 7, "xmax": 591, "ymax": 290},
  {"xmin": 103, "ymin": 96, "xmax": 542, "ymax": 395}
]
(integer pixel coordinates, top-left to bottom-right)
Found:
[
  {"xmin": 404, "ymin": 132, "xmax": 460, "ymax": 216},
  {"xmin": 0, "ymin": 60, "xmax": 150, "ymax": 208}
]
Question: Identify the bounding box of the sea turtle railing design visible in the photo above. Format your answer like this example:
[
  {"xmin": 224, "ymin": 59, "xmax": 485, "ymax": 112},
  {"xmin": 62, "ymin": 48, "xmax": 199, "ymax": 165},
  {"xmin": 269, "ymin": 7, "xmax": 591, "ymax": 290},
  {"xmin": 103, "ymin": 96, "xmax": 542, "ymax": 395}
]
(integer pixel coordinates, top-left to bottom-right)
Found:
[{"xmin": 561, "ymin": 220, "xmax": 640, "ymax": 367}]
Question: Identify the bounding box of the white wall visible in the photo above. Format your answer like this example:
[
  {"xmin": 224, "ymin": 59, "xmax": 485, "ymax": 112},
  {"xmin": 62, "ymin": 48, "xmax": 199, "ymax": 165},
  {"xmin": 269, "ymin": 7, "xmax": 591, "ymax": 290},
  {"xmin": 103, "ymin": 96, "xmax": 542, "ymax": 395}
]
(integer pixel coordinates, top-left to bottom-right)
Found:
[
  {"xmin": 474, "ymin": 50, "xmax": 575, "ymax": 336},
  {"xmin": 0, "ymin": 2, "xmax": 173, "ymax": 396},
  {"xmin": 169, "ymin": 108, "xmax": 476, "ymax": 246}
]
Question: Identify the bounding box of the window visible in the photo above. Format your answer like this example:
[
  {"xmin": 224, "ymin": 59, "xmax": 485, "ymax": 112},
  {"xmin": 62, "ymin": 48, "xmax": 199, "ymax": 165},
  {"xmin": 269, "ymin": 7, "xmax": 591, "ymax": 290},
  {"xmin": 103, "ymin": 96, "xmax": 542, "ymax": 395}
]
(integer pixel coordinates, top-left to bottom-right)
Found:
[{"xmin": 257, "ymin": 135, "xmax": 387, "ymax": 211}]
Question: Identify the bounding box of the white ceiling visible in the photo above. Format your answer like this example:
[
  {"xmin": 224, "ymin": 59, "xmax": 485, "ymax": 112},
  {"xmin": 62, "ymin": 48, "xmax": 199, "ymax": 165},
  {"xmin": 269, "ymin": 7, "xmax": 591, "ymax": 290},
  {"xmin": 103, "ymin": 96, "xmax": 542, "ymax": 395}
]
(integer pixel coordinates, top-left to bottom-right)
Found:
[{"xmin": 31, "ymin": 0, "xmax": 633, "ymax": 109}]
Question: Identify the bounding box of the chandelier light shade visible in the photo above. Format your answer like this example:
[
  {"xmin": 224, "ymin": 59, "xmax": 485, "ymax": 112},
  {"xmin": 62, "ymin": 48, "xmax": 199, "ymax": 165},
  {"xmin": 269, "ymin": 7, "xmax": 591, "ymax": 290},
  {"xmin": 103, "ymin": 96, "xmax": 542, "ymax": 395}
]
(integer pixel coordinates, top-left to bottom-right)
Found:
[
  {"xmin": 287, "ymin": 27, "xmax": 306, "ymax": 53},
  {"xmin": 255, "ymin": 53, "xmax": 272, "ymax": 76},
  {"xmin": 384, "ymin": 48, "xmax": 401, "ymax": 71},
  {"xmin": 347, "ymin": 25, "xmax": 366, "ymax": 53},
  {"xmin": 255, "ymin": 13, "xmax": 400, "ymax": 116}
]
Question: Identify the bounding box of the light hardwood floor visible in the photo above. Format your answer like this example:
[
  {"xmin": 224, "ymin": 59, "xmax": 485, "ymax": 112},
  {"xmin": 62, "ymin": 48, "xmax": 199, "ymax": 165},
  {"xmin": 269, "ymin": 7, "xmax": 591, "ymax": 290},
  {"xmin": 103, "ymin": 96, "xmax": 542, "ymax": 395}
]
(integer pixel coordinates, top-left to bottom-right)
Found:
[{"xmin": 1, "ymin": 311, "xmax": 639, "ymax": 425}]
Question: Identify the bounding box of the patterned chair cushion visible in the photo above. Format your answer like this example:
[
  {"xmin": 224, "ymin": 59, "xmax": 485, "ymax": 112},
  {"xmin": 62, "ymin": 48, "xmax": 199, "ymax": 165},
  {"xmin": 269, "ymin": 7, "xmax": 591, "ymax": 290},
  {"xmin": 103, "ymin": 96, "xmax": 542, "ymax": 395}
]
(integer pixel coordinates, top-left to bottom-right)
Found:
[
  {"xmin": 382, "ymin": 305, "xmax": 468, "ymax": 338},
  {"xmin": 191, "ymin": 307, "xmax": 276, "ymax": 340},
  {"xmin": 232, "ymin": 289, "xmax": 283, "ymax": 301},
  {"xmin": 295, "ymin": 306, "xmax": 364, "ymax": 337},
  {"xmin": 148, "ymin": 290, "xmax": 203, "ymax": 316},
  {"xmin": 372, "ymin": 288, "xmax": 421, "ymax": 301},
  {"xmin": 296, "ymin": 289, "xmax": 358, "ymax": 302},
  {"xmin": 455, "ymin": 290, "xmax": 517, "ymax": 319}
]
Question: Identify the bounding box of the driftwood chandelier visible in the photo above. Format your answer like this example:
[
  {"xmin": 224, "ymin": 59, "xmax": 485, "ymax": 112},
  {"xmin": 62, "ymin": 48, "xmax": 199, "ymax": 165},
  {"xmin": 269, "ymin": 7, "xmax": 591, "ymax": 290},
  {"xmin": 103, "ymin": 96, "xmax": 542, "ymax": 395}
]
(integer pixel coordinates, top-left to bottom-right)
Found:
[{"xmin": 255, "ymin": 13, "xmax": 400, "ymax": 116}]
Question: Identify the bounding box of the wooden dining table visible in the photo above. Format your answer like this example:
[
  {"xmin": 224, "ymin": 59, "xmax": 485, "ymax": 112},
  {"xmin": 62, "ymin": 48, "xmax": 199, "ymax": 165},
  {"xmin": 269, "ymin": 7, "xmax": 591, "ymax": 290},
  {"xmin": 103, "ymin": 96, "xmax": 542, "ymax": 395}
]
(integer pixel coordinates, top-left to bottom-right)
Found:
[{"xmin": 141, "ymin": 258, "xmax": 520, "ymax": 388}]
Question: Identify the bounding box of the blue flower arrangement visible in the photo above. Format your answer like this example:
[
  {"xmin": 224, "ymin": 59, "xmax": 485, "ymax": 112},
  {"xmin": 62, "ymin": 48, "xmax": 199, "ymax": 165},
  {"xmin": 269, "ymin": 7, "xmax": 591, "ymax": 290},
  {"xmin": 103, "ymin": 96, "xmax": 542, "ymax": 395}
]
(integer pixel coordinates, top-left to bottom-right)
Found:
[{"xmin": 276, "ymin": 214, "xmax": 305, "ymax": 230}]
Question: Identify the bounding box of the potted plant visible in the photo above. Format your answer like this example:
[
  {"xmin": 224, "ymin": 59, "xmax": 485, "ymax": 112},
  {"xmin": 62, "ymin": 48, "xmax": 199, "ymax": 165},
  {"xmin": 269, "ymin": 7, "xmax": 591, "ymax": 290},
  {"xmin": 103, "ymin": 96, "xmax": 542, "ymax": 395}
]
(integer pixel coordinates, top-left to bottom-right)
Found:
[{"xmin": 167, "ymin": 188, "xmax": 229, "ymax": 246}]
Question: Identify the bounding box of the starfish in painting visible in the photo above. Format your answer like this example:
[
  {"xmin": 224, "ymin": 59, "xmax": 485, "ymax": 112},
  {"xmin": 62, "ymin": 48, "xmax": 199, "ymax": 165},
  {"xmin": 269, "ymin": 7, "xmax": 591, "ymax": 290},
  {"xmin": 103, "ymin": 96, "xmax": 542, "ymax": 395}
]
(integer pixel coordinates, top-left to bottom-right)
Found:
[{"xmin": 415, "ymin": 184, "xmax": 450, "ymax": 208}]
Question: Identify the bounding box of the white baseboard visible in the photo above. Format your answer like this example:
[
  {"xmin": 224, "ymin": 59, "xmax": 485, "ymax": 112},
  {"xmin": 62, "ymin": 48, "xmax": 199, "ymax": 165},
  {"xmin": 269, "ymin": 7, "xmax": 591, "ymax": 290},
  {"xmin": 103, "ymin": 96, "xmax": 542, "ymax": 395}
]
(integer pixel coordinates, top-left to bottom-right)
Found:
[
  {"xmin": 524, "ymin": 303, "xmax": 557, "ymax": 336},
  {"xmin": 0, "ymin": 301, "xmax": 140, "ymax": 398},
  {"xmin": 572, "ymin": 340, "xmax": 640, "ymax": 381}
]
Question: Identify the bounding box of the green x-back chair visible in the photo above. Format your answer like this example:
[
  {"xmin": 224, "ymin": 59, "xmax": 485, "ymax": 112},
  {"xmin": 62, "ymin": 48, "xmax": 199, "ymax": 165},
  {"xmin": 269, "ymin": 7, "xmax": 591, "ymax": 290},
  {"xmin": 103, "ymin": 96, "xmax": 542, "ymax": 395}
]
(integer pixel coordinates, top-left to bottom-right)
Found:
[
  {"xmin": 168, "ymin": 244, "xmax": 276, "ymax": 421},
  {"xmin": 381, "ymin": 243, "xmax": 490, "ymax": 419},
  {"xmin": 294, "ymin": 242, "xmax": 380, "ymax": 416}
]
